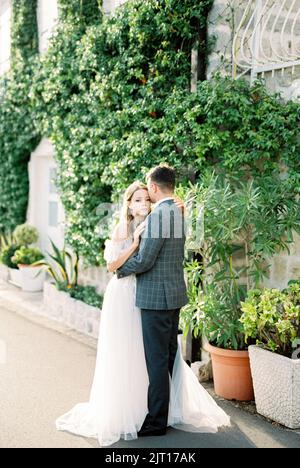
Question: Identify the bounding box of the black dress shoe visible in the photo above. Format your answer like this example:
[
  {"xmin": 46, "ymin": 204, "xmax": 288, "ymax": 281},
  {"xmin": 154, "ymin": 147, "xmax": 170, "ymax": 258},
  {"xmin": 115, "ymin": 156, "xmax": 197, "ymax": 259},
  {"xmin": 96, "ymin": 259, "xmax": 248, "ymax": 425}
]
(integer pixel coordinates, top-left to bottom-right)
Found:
[{"xmin": 138, "ymin": 427, "xmax": 167, "ymax": 437}]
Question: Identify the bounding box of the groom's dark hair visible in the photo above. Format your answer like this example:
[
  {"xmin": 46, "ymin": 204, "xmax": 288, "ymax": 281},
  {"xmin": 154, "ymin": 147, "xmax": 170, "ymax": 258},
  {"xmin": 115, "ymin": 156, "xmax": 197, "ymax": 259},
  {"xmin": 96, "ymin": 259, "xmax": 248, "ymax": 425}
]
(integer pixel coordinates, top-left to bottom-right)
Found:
[{"xmin": 147, "ymin": 164, "xmax": 176, "ymax": 192}]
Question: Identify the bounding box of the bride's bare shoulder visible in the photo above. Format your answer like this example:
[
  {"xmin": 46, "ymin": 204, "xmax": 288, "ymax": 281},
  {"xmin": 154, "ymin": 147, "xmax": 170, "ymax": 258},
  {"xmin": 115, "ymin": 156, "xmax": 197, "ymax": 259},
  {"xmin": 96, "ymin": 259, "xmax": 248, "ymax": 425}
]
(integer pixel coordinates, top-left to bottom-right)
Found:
[{"xmin": 111, "ymin": 221, "xmax": 128, "ymax": 242}]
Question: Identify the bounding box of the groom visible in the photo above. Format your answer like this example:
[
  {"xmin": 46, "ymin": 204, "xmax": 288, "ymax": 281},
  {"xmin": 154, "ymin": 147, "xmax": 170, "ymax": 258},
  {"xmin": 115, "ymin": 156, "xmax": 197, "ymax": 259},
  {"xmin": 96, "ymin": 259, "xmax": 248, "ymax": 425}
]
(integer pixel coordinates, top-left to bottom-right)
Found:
[{"xmin": 117, "ymin": 164, "xmax": 188, "ymax": 437}]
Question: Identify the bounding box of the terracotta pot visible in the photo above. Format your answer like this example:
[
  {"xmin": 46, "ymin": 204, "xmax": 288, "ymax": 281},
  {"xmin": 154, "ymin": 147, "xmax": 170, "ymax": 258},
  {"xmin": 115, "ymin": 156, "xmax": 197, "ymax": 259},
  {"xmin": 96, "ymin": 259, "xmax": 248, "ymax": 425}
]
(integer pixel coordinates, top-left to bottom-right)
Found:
[{"xmin": 205, "ymin": 342, "xmax": 254, "ymax": 401}]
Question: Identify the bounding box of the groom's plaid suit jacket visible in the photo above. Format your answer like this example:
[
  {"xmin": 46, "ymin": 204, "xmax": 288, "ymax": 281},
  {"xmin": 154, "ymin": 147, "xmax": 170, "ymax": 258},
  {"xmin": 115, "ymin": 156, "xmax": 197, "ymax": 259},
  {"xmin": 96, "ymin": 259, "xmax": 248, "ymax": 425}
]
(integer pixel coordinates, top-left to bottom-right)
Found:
[{"xmin": 117, "ymin": 199, "xmax": 188, "ymax": 310}]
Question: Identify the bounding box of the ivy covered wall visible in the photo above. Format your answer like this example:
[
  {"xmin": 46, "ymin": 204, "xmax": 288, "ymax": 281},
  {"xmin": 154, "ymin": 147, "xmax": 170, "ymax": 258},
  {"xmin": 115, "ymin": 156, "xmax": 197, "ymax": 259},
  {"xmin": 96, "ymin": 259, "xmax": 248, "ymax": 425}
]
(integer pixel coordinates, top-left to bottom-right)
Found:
[
  {"xmin": 0, "ymin": 0, "xmax": 299, "ymax": 268},
  {"xmin": 32, "ymin": 0, "xmax": 214, "ymax": 264},
  {"xmin": 58, "ymin": 0, "xmax": 102, "ymax": 24},
  {"xmin": 0, "ymin": 0, "xmax": 40, "ymax": 233}
]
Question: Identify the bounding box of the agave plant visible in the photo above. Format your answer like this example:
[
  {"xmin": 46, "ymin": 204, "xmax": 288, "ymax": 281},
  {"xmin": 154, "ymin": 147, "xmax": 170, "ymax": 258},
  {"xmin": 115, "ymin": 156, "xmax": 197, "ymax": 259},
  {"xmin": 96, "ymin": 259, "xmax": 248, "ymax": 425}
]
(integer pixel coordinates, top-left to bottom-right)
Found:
[
  {"xmin": 0, "ymin": 232, "xmax": 17, "ymax": 251},
  {"xmin": 35, "ymin": 239, "xmax": 79, "ymax": 289}
]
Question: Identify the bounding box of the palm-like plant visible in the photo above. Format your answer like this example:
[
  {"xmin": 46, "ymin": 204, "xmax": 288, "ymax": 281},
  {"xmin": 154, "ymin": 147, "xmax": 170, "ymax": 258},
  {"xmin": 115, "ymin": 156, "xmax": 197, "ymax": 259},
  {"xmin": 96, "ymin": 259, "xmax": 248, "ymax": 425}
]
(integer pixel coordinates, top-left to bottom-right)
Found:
[
  {"xmin": 0, "ymin": 232, "xmax": 16, "ymax": 251},
  {"xmin": 181, "ymin": 170, "xmax": 300, "ymax": 350},
  {"xmin": 35, "ymin": 239, "xmax": 79, "ymax": 289}
]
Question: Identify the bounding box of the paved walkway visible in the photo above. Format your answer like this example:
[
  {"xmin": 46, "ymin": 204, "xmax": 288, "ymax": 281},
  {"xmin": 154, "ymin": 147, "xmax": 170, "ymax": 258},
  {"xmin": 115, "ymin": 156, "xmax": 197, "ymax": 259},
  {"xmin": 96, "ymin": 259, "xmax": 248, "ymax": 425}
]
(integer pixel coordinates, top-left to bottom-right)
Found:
[{"xmin": 0, "ymin": 305, "xmax": 299, "ymax": 448}]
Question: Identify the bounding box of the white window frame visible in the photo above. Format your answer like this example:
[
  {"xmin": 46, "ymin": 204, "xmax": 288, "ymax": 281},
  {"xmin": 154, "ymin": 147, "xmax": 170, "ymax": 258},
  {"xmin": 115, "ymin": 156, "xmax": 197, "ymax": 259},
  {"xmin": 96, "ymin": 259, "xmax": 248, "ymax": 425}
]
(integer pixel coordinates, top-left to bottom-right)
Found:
[{"xmin": 232, "ymin": 0, "xmax": 300, "ymax": 83}]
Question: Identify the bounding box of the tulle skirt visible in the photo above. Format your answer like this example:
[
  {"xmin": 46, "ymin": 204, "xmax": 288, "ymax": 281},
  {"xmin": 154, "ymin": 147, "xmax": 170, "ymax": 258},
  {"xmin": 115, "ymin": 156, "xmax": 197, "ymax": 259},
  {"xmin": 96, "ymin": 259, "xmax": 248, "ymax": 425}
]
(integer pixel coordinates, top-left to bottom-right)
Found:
[{"xmin": 56, "ymin": 275, "xmax": 230, "ymax": 446}]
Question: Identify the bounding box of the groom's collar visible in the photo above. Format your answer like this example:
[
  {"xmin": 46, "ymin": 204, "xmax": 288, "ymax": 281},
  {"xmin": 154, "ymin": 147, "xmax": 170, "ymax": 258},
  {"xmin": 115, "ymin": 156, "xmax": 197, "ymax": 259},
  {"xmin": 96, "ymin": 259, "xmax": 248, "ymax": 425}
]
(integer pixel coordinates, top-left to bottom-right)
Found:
[{"xmin": 153, "ymin": 197, "xmax": 174, "ymax": 210}]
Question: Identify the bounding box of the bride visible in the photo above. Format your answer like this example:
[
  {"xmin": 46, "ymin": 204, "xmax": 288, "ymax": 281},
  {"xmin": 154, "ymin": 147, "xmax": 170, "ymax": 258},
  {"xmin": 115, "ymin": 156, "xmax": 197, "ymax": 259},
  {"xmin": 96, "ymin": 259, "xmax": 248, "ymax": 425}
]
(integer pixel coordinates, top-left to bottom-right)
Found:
[{"xmin": 56, "ymin": 181, "xmax": 230, "ymax": 447}]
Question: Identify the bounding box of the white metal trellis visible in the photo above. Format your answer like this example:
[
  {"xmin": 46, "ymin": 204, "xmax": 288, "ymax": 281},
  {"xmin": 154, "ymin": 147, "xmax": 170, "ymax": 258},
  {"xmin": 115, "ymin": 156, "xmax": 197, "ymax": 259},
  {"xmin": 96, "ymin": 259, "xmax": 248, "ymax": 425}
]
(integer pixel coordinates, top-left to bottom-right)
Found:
[{"xmin": 232, "ymin": 0, "xmax": 300, "ymax": 82}]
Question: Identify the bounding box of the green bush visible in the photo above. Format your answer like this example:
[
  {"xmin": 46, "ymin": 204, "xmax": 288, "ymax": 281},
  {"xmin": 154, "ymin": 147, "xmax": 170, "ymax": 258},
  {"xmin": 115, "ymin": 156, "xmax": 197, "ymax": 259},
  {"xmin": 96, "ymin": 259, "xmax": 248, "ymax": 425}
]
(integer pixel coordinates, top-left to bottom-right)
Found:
[
  {"xmin": 201, "ymin": 283, "xmax": 247, "ymax": 350},
  {"xmin": 0, "ymin": 1, "xmax": 40, "ymax": 234},
  {"xmin": 13, "ymin": 224, "xmax": 39, "ymax": 246},
  {"xmin": 180, "ymin": 171, "xmax": 300, "ymax": 349},
  {"xmin": 240, "ymin": 283, "xmax": 300, "ymax": 357},
  {"xmin": 0, "ymin": 244, "xmax": 22, "ymax": 269},
  {"xmin": 31, "ymin": 0, "xmax": 213, "ymax": 264},
  {"xmin": 58, "ymin": 282, "xmax": 103, "ymax": 308},
  {"xmin": 68, "ymin": 284, "xmax": 103, "ymax": 308},
  {"xmin": 12, "ymin": 246, "xmax": 44, "ymax": 266}
]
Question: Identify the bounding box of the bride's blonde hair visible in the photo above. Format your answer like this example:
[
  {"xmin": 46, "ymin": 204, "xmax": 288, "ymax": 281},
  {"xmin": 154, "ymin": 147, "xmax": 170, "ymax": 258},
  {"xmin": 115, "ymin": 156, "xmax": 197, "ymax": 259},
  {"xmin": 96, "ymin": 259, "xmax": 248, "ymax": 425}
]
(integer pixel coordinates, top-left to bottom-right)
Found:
[{"xmin": 119, "ymin": 181, "xmax": 149, "ymax": 238}]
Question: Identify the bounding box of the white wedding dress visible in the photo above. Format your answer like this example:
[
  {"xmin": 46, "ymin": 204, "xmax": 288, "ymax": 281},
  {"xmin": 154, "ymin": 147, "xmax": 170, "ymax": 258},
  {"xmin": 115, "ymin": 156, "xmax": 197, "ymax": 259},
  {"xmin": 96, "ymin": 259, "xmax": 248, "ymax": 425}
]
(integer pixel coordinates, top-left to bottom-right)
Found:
[{"xmin": 56, "ymin": 238, "xmax": 230, "ymax": 446}]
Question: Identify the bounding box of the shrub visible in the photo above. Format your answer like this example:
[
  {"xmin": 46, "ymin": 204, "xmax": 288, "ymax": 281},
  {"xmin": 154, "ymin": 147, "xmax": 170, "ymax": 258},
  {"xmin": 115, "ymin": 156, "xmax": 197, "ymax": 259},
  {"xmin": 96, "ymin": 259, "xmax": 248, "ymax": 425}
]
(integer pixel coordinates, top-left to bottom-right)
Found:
[
  {"xmin": 0, "ymin": 244, "xmax": 21, "ymax": 269},
  {"xmin": 67, "ymin": 284, "xmax": 103, "ymax": 308},
  {"xmin": 240, "ymin": 283, "xmax": 300, "ymax": 357},
  {"xmin": 12, "ymin": 246, "xmax": 44, "ymax": 265},
  {"xmin": 180, "ymin": 171, "xmax": 300, "ymax": 348},
  {"xmin": 0, "ymin": 0, "xmax": 40, "ymax": 233},
  {"xmin": 31, "ymin": 0, "xmax": 213, "ymax": 264},
  {"xmin": 13, "ymin": 224, "xmax": 39, "ymax": 246}
]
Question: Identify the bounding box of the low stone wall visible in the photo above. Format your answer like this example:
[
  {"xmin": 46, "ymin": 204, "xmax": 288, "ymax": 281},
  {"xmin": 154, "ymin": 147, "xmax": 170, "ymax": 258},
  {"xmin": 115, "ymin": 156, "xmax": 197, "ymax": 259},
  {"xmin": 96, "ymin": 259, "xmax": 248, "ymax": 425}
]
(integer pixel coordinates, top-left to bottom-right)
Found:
[{"xmin": 43, "ymin": 282, "xmax": 101, "ymax": 339}]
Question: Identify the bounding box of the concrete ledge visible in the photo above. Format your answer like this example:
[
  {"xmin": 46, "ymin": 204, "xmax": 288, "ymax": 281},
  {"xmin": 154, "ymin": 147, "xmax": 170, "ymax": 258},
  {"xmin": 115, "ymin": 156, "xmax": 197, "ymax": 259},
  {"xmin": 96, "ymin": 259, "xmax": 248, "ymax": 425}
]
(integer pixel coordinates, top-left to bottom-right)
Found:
[{"xmin": 0, "ymin": 280, "xmax": 97, "ymax": 350}]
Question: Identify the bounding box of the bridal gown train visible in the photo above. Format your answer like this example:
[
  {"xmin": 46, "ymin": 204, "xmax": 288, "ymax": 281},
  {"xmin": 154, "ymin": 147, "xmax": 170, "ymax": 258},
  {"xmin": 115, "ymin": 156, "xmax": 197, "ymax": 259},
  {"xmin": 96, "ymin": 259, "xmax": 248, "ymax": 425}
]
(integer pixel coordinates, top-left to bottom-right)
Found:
[{"xmin": 56, "ymin": 238, "xmax": 230, "ymax": 446}]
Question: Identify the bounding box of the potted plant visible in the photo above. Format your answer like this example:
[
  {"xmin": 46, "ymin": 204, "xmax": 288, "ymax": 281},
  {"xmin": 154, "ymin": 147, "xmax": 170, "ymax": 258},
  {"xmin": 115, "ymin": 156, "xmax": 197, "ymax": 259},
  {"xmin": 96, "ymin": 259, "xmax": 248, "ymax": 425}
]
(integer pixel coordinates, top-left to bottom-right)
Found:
[
  {"xmin": 13, "ymin": 224, "xmax": 39, "ymax": 247},
  {"xmin": 181, "ymin": 172, "xmax": 300, "ymax": 401},
  {"xmin": 199, "ymin": 283, "xmax": 255, "ymax": 401},
  {"xmin": 240, "ymin": 282, "xmax": 300, "ymax": 428},
  {"xmin": 2, "ymin": 224, "xmax": 41, "ymax": 287},
  {"xmin": 0, "ymin": 233, "xmax": 22, "ymax": 285},
  {"xmin": 11, "ymin": 246, "xmax": 45, "ymax": 292}
]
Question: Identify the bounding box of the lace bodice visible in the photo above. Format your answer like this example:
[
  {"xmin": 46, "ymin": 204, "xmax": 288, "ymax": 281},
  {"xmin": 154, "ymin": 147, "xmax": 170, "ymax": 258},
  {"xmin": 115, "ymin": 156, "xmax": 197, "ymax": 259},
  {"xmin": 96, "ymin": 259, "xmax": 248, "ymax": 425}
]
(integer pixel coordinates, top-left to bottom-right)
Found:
[{"xmin": 103, "ymin": 237, "xmax": 133, "ymax": 263}]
